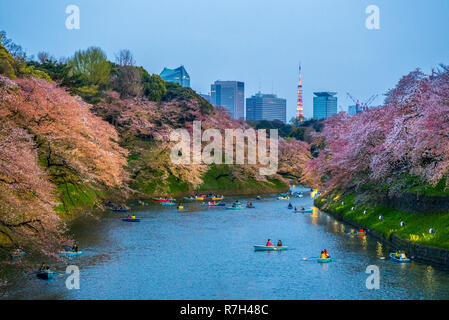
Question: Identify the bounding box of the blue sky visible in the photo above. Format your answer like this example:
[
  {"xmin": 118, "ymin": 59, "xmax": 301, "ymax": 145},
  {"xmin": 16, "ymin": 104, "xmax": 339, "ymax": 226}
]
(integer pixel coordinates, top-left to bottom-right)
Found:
[{"xmin": 1, "ymin": 0, "xmax": 448, "ymax": 120}]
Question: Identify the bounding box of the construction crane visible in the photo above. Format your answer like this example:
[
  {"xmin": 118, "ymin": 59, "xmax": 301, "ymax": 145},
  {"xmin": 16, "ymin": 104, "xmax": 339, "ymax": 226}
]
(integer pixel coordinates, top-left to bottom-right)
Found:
[{"xmin": 346, "ymin": 93, "xmax": 379, "ymax": 113}]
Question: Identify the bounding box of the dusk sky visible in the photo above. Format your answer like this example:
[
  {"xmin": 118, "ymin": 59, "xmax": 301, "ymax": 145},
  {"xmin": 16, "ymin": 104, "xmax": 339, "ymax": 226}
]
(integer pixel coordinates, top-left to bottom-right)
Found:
[{"xmin": 1, "ymin": 0, "xmax": 448, "ymax": 120}]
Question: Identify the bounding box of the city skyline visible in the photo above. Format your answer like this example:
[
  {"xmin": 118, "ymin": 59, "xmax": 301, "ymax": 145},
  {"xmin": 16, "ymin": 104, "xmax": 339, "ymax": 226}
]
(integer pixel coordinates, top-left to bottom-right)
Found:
[{"xmin": 1, "ymin": 0, "xmax": 448, "ymax": 120}]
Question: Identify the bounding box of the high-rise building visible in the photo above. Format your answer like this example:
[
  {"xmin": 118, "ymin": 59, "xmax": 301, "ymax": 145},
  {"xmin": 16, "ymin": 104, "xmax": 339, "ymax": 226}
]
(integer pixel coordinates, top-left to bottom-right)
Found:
[
  {"xmin": 296, "ymin": 64, "xmax": 304, "ymax": 122},
  {"xmin": 313, "ymin": 92, "xmax": 337, "ymax": 120},
  {"xmin": 210, "ymin": 81, "xmax": 245, "ymax": 120},
  {"xmin": 159, "ymin": 65, "xmax": 190, "ymax": 87},
  {"xmin": 246, "ymin": 92, "xmax": 287, "ymax": 123},
  {"xmin": 348, "ymin": 105, "xmax": 358, "ymax": 115}
]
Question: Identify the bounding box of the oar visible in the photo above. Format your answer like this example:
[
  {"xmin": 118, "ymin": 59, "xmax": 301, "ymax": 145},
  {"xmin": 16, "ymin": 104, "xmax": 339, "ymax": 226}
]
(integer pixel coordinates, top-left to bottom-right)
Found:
[{"xmin": 302, "ymin": 256, "xmax": 319, "ymax": 261}]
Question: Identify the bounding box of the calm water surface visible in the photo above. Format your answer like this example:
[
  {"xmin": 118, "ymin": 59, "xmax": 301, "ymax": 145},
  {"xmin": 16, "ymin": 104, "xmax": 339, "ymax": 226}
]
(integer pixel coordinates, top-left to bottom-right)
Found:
[{"xmin": 3, "ymin": 187, "xmax": 449, "ymax": 299}]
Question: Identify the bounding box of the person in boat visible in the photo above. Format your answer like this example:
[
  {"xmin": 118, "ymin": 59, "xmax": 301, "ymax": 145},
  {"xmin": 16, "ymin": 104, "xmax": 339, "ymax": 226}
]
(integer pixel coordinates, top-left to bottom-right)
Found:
[
  {"xmin": 266, "ymin": 239, "xmax": 274, "ymax": 246},
  {"xmin": 358, "ymin": 228, "xmax": 365, "ymax": 234},
  {"xmin": 395, "ymin": 251, "xmax": 400, "ymax": 259},
  {"xmin": 38, "ymin": 263, "xmax": 46, "ymax": 272},
  {"xmin": 320, "ymin": 251, "xmax": 327, "ymax": 259},
  {"xmin": 131, "ymin": 215, "xmax": 136, "ymax": 219},
  {"xmin": 277, "ymin": 240, "xmax": 283, "ymax": 247},
  {"xmin": 323, "ymin": 249, "xmax": 330, "ymax": 258},
  {"xmin": 72, "ymin": 243, "xmax": 79, "ymax": 252},
  {"xmin": 301, "ymin": 206, "xmax": 305, "ymax": 211},
  {"xmin": 288, "ymin": 203, "xmax": 293, "ymax": 208},
  {"xmin": 232, "ymin": 203, "xmax": 236, "ymax": 208},
  {"xmin": 294, "ymin": 206, "xmax": 298, "ymax": 211},
  {"xmin": 400, "ymin": 251, "xmax": 407, "ymax": 260}
]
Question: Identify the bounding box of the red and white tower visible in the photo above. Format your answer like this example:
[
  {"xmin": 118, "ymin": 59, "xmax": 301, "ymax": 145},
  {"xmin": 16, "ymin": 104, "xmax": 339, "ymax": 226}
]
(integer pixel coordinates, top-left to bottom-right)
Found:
[{"xmin": 296, "ymin": 64, "xmax": 304, "ymax": 122}]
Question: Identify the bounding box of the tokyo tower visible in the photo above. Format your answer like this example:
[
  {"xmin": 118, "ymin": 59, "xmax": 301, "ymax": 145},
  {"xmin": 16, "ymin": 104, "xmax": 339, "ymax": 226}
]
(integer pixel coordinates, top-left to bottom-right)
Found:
[{"xmin": 296, "ymin": 64, "xmax": 304, "ymax": 122}]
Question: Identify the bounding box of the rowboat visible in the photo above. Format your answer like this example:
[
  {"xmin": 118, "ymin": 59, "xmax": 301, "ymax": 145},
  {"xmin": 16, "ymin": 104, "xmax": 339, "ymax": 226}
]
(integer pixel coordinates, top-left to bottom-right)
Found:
[
  {"xmin": 288, "ymin": 206, "xmax": 293, "ymax": 209},
  {"xmin": 317, "ymin": 258, "xmax": 332, "ymax": 263},
  {"xmin": 256, "ymin": 196, "xmax": 262, "ymax": 200},
  {"xmin": 246, "ymin": 205, "xmax": 256, "ymax": 209},
  {"xmin": 254, "ymin": 246, "xmax": 288, "ymax": 251},
  {"xmin": 37, "ymin": 271, "xmax": 54, "ymax": 280},
  {"xmin": 225, "ymin": 206, "xmax": 243, "ymax": 210},
  {"xmin": 152, "ymin": 198, "xmax": 175, "ymax": 202},
  {"xmin": 205, "ymin": 202, "xmax": 226, "ymax": 207},
  {"xmin": 295, "ymin": 209, "xmax": 313, "ymax": 213},
  {"xmin": 112, "ymin": 208, "xmax": 129, "ymax": 212},
  {"xmin": 183, "ymin": 197, "xmax": 197, "ymax": 201},
  {"xmin": 161, "ymin": 202, "xmax": 176, "ymax": 206},
  {"xmin": 196, "ymin": 197, "xmax": 205, "ymax": 201},
  {"xmin": 211, "ymin": 197, "xmax": 224, "ymax": 201},
  {"xmin": 389, "ymin": 253, "xmax": 410, "ymax": 263},
  {"xmin": 277, "ymin": 196, "xmax": 290, "ymax": 200},
  {"xmin": 122, "ymin": 218, "xmax": 141, "ymax": 222},
  {"xmin": 59, "ymin": 251, "xmax": 83, "ymax": 257}
]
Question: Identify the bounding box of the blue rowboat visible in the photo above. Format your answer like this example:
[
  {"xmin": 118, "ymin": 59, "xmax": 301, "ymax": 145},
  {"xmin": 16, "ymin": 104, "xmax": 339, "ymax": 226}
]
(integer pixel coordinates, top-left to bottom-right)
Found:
[
  {"xmin": 112, "ymin": 208, "xmax": 129, "ymax": 212},
  {"xmin": 225, "ymin": 206, "xmax": 243, "ymax": 210},
  {"xmin": 37, "ymin": 271, "xmax": 53, "ymax": 280},
  {"xmin": 295, "ymin": 209, "xmax": 313, "ymax": 213},
  {"xmin": 389, "ymin": 253, "xmax": 410, "ymax": 263},
  {"xmin": 183, "ymin": 197, "xmax": 197, "ymax": 201},
  {"xmin": 317, "ymin": 258, "xmax": 332, "ymax": 263},
  {"xmin": 254, "ymin": 246, "xmax": 288, "ymax": 251},
  {"xmin": 247, "ymin": 206, "xmax": 256, "ymax": 209},
  {"xmin": 59, "ymin": 251, "xmax": 83, "ymax": 257},
  {"xmin": 161, "ymin": 202, "xmax": 176, "ymax": 206},
  {"xmin": 122, "ymin": 218, "xmax": 141, "ymax": 222}
]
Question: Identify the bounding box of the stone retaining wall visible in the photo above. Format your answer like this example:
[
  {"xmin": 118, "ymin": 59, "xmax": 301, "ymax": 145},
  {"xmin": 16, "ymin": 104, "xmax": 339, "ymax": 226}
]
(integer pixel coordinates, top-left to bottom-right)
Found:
[{"xmin": 383, "ymin": 192, "xmax": 449, "ymax": 214}]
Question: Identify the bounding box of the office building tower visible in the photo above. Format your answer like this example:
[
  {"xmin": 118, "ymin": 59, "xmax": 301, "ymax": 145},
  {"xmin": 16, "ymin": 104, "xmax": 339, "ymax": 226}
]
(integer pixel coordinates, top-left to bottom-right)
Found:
[
  {"xmin": 313, "ymin": 92, "xmax": 337, "ymax": 120},
  {"xmin": 246, "ymin": 92, "xmax": 287, "ymax": 123},
  {"xmin": 210, "ymin": 81, "xmax": 244, "ymax": 120},
  {"xmin": 160, "ymin": 65, "xmax": 190, "ymax": 87}
]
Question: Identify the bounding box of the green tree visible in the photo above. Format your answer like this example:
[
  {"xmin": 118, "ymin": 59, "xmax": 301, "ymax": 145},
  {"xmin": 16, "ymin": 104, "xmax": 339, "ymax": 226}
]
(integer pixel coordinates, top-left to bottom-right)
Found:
[
  {"xmin": 140, "ymin": 68, "xmax": 166, "ymax": 102},
  {"xmin": 69, "ymin": 47, "xmax": 111, "ymax": 87}
]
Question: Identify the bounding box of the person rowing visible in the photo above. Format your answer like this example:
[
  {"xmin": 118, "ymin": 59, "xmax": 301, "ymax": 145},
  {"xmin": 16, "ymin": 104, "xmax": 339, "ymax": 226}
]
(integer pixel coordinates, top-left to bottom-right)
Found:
[
  {"xmin": 294, "ymin": 206, "xmax": 298, "ymax": 211},
  {"xmin": 131, "ymin": 215, "xmax": 136, "ymax": 219},
  {"xmin": 358, "ymin": 228, "xmax": 365, "ymax": 233},
  {"xmin": 320, "ymin": 249, "xmax": 330, "ymax": 259},
  {"xmin": 72, "ymin": 243, "xmax": 79, "ymax": 252},
  {"xmin": 301, "ymin": 206, "xmax": 305, "ymax": 211},
  {"xmin": 277, "ymin": 240, "xmax": 283, "ymax": 246},
  {"xmin": 38, "ymin": 263, "xmax": 47, "ymax": 272},
  {"xmin": 288, "ymin": 203, "xmax": 293, "ymax": 208},
  {"xmin": 395, "ymin": 250, "xmax": 407, "ymax": 260},
  {"xmin": 266, "ymin": 239, "xmax": 274, "ymax": 246}
]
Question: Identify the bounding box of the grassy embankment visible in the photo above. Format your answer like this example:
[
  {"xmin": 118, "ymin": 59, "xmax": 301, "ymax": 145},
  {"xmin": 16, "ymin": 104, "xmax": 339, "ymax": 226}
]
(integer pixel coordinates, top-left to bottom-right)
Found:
[{"xmin": 315, "ymin": 193, "xmax": 449, "ymax": 250}]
